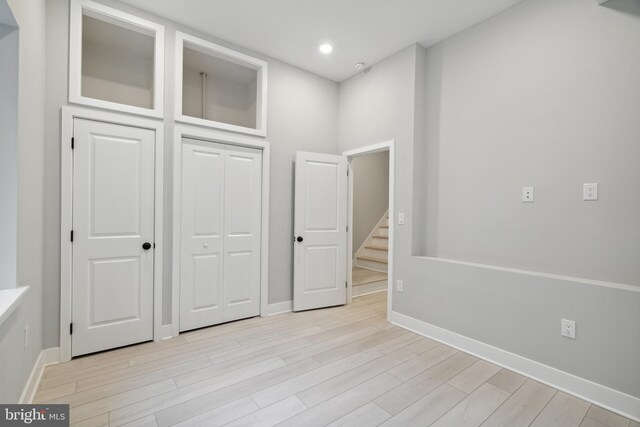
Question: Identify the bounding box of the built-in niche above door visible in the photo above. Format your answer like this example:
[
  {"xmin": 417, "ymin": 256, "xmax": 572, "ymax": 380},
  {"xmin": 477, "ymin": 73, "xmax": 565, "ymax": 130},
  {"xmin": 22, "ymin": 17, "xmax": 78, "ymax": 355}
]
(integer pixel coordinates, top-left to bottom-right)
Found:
[
  {"xmin": 175, "ymin": 32, "xmax": 268, "ymax": 137},
  {"xmin": 69, "ymin": 0, "xmax": 165, "ymax": 118}
]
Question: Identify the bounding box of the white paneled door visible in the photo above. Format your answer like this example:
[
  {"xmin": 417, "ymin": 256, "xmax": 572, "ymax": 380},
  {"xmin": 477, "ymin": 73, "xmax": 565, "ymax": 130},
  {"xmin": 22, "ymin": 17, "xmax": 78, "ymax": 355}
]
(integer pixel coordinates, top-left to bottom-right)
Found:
[
  {"xmin": 293, "ymin": 152, "xmax": 348, "ymax": 311},
  {"xmin": 179, "ymin": 141, "xmax": 225, "ymax": 331},
  {"xmin": 222, "ymin": 147, "xmax": 262, "ymax": 322},
  {"xmin": 72, "ymin": 119, "xmax": 155, "ymax": 357},
  {"xmin": 180, "ymin": 139, "xmax": 262, "ymax": 332}
]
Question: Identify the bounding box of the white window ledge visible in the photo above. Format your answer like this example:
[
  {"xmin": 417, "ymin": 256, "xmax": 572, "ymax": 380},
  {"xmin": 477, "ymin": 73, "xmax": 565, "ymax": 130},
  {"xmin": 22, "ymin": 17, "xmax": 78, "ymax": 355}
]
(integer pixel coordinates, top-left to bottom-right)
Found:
[{"xmin": 0, "ymin": 286, "xmax": 29, "ymax": 326}]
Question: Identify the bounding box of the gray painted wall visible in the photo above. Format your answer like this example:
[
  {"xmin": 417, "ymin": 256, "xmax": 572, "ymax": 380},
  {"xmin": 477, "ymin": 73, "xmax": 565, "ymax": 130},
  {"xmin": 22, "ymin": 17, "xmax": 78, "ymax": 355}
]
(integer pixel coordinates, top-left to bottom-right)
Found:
[
  {"xmin": 338, "ymin": 0, "xmax": 640, "ymax": 400},
  {"xmin": 351, "ymin": 151, "xmax": 389, "ymax": 256},
  {"xmin": 0, "ymin": 0, "xmax": 46, "ymax": 402},
  {"xmin": 0, "ymin": 28, "xmax": 18, "ymax": 289},
  {"xmin": 42, "ymin": 0, "xmax": 338, "ymax": 345},
  {"xmin": 419, "ymin": 0, "xmax": 640, "ymax": 286}
]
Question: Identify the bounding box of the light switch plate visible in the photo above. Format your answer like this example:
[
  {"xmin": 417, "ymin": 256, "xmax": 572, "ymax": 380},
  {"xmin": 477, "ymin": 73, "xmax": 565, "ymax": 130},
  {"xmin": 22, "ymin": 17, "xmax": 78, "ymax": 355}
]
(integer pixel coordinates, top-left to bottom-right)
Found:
[
  {"xmin": 398, "ymin": 213, "xmax": 405, "ymax": 225},
  {"xmin": 396, "ymin": 280, "xmax": 404, "ymax": 293},
  {"xmin": 522, "ymin": 186, "xmax": 535, "ymax": 203}
]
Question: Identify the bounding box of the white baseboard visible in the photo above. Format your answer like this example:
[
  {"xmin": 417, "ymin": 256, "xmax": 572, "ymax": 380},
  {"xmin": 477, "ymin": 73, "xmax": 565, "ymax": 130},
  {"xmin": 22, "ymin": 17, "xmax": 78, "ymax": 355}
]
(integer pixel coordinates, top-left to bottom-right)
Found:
[
  {"xmin": 264, "ymin": 300, "xmax": 292, "ymax": 316},
  {"xmin": 19, "ymin": 347, "xmax": 60, "ymax": 404},
  {"xmin": 390, "ymin": 311, "xmax": 640, "ymax": 422}
]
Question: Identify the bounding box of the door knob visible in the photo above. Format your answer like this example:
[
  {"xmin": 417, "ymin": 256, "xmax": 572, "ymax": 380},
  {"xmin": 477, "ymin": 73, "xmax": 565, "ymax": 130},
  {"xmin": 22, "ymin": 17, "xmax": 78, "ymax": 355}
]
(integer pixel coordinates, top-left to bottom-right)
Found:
[
  {"xmin": 296, "ymin": 236, "xmax": 304, "ymax": 243},
  {"xmin": 142, "ymin": 242, "xmax": 152, "ymax": 250}
]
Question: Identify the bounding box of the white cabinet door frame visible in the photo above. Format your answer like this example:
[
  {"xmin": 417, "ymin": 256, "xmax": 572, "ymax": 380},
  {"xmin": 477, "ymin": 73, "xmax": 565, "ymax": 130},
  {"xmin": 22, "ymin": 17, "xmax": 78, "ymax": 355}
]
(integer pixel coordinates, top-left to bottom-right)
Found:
[
  {"xmin": 60, "ymin": 106, "xmax": 164, "ymax": 362},
  {"xmin": 174, "ymin": 32, "xmax": 268, "ymax": 137},
  {"xmin": 343, "ymin": 140, "xmax": 395, "ymax": 321},
  {"xmin": 68, "ymin": 0, "xmax": 165, "ymax": 118},
  {"xmin": 172, "ymin": 125, "xmax": 270, "ymax": 337}
]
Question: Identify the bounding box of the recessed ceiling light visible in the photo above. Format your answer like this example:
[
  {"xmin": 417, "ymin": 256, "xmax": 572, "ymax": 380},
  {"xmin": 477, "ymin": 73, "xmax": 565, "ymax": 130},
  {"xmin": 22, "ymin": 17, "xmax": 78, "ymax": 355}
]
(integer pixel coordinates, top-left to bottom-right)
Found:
[{"xmin": 319, "ymin": 43, "xmax": 333, "ymax": 54}]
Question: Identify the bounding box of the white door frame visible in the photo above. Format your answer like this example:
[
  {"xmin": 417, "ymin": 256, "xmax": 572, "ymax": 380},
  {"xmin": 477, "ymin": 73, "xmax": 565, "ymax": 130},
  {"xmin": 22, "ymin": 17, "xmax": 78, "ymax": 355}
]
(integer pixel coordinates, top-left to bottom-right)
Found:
[
  {"xmin": 172, "ymin": 125, "xmax": 270, "ymax": 337},
  {"xmin": 343, "ymin": 140, "xmax": 395, "ymax": 321},
  {"xmin": 60, "ymin": 106, "xmax": 164, "ymax": 362}
]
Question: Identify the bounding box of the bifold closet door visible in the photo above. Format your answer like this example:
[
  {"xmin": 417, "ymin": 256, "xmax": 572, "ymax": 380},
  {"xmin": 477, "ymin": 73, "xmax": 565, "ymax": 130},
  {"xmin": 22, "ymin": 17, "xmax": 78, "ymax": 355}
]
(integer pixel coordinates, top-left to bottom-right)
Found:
[
  {"xmin": 180, "ymin": 141, "xmax": 225, "ymax": 331},
  {"xmin": 180, "ymin": 139, "xmax": 262, "ymax": 332},
  {"xmin": 72, "ymin": 119, "xmax": 155, "ymax": 357},
  {"xmin": 222, "ymin": 147, "xmax": 262, "ymax": 322}
]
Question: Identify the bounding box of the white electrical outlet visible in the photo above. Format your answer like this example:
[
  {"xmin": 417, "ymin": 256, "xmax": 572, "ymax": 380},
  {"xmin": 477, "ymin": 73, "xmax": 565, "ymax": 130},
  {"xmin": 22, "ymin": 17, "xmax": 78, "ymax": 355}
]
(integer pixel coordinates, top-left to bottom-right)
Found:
[
  {"xmin": 561, "ymin": 319, "xmax": 576, "ymax": 339},
  {"xmin": 396, "ymin": 280, "xmax": 404, "ymax": 293},
  {"xmin": 522, "ymin": 186, "xmax": 535, "ymax": 203},
  {"xmin": 398, "ymin": 213, "xmax": 405, "ymax": 225},
  {"xmin": 583, "ymin": 183, "xmax": 598, "ymax": 201},
  {"xmin": 24, "ymin": 325, "xmax": 29, "ymax": 349}
]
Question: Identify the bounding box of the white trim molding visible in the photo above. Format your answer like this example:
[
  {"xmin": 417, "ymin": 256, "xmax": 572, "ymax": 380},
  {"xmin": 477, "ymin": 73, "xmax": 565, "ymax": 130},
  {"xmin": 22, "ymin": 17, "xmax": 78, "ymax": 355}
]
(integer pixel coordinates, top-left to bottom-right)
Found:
[
  {"xmin": 59, "ymin": 106, "xmax": 164, "ymax": 362},
  {"xmin": 160, "ymin": 324, "xmax": 174, "ymax": 341},
  {"xmin": 344, "ymin": 140, "xmax": 395, "ymax": 321},
  {"xmin": 415, "ymin": 255, "xmax": 640, "ymax": 293},
  {"xmin": 264, "ymin": 301, "xmax": 293, "ymax": 316},
  {"xmin": 19, "ymin": 347, "xmax": 60, "ymax": 404},
  {"xmin": 172, "ymin": 125, "xmax": 271, "ymax": 337},
  {"xmin": 0, "ymin": 286, "xmax": 29, "ymax": 326},
  {"xmin": 390, "ymin": 311, "xmax": 640, "ymax": 423},
  {"xmin": 174, "ymin": 31, "xmax": 268, "ymax": 137},
  {"xmin": 68, "ymin": 0, "xmax": 165, "ymax": 118}
]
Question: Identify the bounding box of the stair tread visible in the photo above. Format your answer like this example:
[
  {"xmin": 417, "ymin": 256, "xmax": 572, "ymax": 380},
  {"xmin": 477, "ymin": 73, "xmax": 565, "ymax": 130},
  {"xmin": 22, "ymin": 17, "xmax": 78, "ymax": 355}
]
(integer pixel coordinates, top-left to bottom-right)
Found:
[
  {"xmin": 379, "ymin": 225, "xmax": 389, "ymax": 229},
  {"xmin": 372, "ymin": 235, "xmax": 389, "ymax": 240},
  {"xmin": 365, "ymin": 245, "xmax": 388, "ymax": 251},
  {"xmin": 357, "ymin": 255, "xmax": 388, "ymax": 264}
]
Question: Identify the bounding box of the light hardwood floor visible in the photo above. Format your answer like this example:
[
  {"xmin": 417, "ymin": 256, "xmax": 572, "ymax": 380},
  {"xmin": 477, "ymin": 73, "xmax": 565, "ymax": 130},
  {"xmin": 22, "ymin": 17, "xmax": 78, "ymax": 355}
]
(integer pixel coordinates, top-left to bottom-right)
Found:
[
  {"xmin": 35, "ymin": 292, "xmax": 636, "ymax": 427},
  {"xmin": 352, "ymin": 267, "xmax": 387, "ymax": 286}
]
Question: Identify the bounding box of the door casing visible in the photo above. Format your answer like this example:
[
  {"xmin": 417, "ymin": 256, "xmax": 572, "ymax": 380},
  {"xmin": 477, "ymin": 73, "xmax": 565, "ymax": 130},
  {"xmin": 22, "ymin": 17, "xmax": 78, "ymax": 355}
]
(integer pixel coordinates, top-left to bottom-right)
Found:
[
  {"xmin": 343, "ymin": 140, "xmax": 395, "ymax": 320},
  {"xmin": 60, "ymin": 106, "xmax": 165, "ymax": 362},
  {"xmin": 171, "ymin": 125, "xmax": 270, "ymax": 338}
]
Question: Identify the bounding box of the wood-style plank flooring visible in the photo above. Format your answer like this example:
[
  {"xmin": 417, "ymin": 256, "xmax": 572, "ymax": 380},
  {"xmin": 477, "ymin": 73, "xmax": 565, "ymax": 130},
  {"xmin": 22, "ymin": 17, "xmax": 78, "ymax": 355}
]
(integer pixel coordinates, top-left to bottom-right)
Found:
[
  {"xmin": 352, "ymin": 267, "xmax": 387, "ymax": 297},
  {"xmin": 35, "ymin": 292, "xmax": 637, "ymax": 427}
]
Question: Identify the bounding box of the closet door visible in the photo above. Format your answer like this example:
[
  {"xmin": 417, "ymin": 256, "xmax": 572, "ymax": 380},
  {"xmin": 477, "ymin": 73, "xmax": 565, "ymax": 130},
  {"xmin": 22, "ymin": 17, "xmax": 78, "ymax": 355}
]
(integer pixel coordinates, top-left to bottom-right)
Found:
[
  {"xmin": 179, "ymin": 139, "xmax": 225, "ymax": 331},
  {"xmin": 223, "ymin": 147, "xmax": 262, "ymax": 322}
]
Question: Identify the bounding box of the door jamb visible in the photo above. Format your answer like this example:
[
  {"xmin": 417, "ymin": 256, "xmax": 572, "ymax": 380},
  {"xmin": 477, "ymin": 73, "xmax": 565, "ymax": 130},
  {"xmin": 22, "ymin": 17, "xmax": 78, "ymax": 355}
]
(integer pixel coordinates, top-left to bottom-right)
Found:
[
  {"xmin": 172, "ymin": 125, "xmax": 271, "ymax": 337},
  {"xmin": 343, "ymin": 140, "xmax": 395, "ymax": 321},
  {"xmin": 60, "ymin": 106, "xmax": 165, "ymax": 362}
]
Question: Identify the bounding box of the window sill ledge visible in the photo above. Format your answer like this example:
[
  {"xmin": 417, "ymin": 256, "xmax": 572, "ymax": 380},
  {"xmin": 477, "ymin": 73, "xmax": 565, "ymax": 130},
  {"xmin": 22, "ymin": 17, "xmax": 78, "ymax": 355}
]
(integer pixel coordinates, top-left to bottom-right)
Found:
[{"xmin": 0, "ymin": 286, "xmax": 29, "ymax": 326}]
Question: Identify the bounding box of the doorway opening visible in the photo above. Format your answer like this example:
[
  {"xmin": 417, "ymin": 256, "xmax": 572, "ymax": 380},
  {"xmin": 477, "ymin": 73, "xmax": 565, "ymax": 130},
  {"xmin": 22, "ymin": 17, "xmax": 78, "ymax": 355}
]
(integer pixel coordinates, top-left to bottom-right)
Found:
[
  {"xmin": 345, "ymin": 140, "xmax": 395, "ymax": 319},
  {"xmin": 350, "ymin": 151, "xmax": 389, "ymax": 298}
]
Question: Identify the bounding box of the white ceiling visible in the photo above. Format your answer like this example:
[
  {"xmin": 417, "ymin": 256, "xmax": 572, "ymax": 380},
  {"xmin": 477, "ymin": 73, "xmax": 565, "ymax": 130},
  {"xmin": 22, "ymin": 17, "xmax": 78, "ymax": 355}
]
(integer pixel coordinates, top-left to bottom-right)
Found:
[{"xmin": 119, "ymin": 0, "xmax": 524, "ymax": 82}]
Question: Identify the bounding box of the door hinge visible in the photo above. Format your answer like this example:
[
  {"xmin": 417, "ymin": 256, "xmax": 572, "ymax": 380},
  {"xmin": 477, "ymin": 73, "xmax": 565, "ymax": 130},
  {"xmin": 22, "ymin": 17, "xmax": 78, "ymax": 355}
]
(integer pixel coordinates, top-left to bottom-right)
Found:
[
  {"xmin": 71, "ymin": 137, "xmax": 74, "ymax": 150},
  {"xmin": 345, "ymin": 281, "xmax": 348, "ymax": 288},
  {"xmin": 347, "ymin": 169, "xmax": 349, "ymax": 176},
  {"xmin": 153, "ymin": 243, "xmax": 156, "ymax": 249},
  {"xmin": 69, "ymin": 323, "xmax": 73, "ymax": 335},
  {"xmin": 70, "ymin": 230, "xmax": 74, "ymax": 242},
  {"xmin": 346, "ymin": 226, "xmax": 348, "ymax": 232}
]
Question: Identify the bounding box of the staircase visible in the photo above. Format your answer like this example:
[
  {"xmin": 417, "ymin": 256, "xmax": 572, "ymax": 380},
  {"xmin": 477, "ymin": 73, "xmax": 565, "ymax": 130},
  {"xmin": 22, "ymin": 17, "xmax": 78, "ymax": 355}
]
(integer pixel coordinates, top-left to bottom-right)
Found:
[{"xmin": 355, "ymin": 211, "xmax": 389, "ymax": 272}]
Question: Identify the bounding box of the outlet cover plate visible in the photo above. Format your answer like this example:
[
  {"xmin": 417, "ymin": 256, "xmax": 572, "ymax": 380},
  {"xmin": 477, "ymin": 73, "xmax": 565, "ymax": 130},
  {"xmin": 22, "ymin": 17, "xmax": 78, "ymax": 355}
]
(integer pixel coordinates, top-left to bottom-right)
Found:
[
  {"xmin": 561, "ymin": 318, "xmax": 576, "ymax": 339},
  {"xmin": 583, "ymin": 183, "xmax": 598, "ymax": 201},
  {"xmin": 396, "ymin": 280, "xmax": 404, "ymax": 293},
  {"xmin": 522, "ymin": 186, "xmax": 535, "ymax": 203}
]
